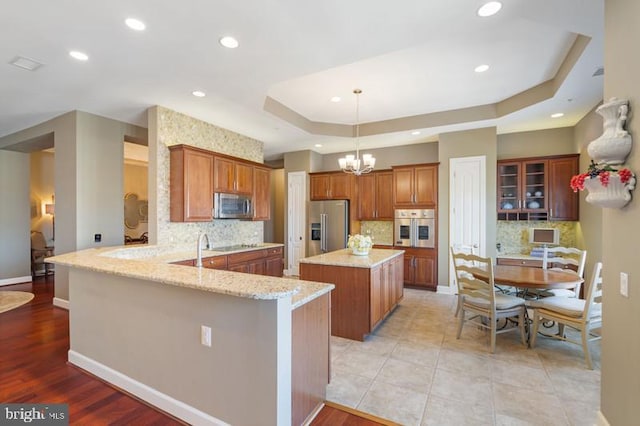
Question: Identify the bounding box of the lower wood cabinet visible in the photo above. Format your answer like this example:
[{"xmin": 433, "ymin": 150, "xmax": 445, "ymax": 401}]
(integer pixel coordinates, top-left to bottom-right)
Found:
[
  {"xmin": 299, "ymin": 253, "xmax": 404, "ymax": 341},
  {"xmin": 172, "ymin": 246, "xmax": 283, "ymax": 277},
  {"xmin": 401, "ymin": 247, "xmax": 437, "ymax": 290}
]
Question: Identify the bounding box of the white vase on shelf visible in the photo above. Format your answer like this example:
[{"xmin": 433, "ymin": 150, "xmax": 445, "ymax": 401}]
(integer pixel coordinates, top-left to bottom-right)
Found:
[{"xmin": 587, "ymin": 98, "xmax": 632, "ymax": 165}]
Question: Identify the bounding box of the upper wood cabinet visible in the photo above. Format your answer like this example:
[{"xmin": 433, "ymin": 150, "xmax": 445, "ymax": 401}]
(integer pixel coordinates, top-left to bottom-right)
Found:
[
  {"xmin": 253, "ymin": 165, "xmax": 271, "ymax": 221},
  {"xmin": 497, "ymin": 154, "xmax": 578, "ymax": 221},
  {"xmin": 392, "ymin": 164, "xmax": 438, "ymax": 208},
  {"xmin": 169, "ymin": 145, "xmax": 214, "ymax": 222},
  {"xmin": 548, "ymin": 155, "xmax": 579, "ymax": 221},
  {"xmin": 357, "ymin": 171, "xmax": 394, "ymax": 220},
  {"xmin": 310, "ymin": 172, "xmax": 353, "ymax": 200},
  {"xmin": 214, "ymin": 156, "xmax": 253, "ymax": 195}
]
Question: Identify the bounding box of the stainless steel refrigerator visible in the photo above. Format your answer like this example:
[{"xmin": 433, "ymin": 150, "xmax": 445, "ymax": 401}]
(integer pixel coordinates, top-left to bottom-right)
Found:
[{"xmin": 308, "ymin": 200, "xmax": 349, "ymax": 256}]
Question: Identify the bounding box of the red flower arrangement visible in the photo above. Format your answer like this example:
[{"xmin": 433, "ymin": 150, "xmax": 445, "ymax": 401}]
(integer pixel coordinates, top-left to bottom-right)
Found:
[{"xmin": 570, "ymin": 161, "xmax": 635, "ymax": 192}]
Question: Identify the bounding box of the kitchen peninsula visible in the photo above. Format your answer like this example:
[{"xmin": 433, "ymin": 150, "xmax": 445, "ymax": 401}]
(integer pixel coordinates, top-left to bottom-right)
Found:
[
  {"xmin": 300, "ymin": 248, "xmax": 404, "ymax": 341},
  {"xmin": 47, "ymin": 244, "xmax": 333, "ymax": 426}
]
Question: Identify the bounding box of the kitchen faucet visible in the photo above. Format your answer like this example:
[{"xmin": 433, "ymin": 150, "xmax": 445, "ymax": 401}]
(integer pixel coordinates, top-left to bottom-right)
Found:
[{"xmin": 195, "ymin": 232, "xmax": 210, "ymax": 267}]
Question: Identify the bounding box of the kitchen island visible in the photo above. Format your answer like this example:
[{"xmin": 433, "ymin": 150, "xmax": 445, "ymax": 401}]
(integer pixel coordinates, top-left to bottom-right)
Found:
[
  {"xmin": 47, "ymin": 244, "xmax": 333, "ymax": 426},
  {"xmin": 300, "ymin": 248, "xmax": 404, "ymax": 341}
]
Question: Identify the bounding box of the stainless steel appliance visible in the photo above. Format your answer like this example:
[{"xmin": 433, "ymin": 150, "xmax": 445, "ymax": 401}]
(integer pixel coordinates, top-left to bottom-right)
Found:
[
  {"xmin": 308, "ymin": 200, "xmax": 349, "ymax": 256},
  {"xmin": 394, "ymin": 209, "xmax": 436, "ymax": 248},
  {"xmin": 214, "ymin": 192, "xmax": 253, "ymax": 219}
]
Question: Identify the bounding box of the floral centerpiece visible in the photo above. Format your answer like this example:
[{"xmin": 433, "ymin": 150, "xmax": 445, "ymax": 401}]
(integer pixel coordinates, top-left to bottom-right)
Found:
[
  {"xmin": 570, "ymin": 160, "xmax": 636, "ymax": 209},
  {"xmin": 347, "ymin": 234, "xmax": 373, "ymax": 256}
]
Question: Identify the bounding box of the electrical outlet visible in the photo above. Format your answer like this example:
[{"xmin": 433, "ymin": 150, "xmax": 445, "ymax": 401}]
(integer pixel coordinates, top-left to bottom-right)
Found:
[
  {"xmin": 620, "ymin": 272, "xmax": 629, "ymax": 298},
  {"xmin": 94, "ymin": 233, "xmax": 102, "ymax": 243},
  {"xmin": 201, "ymin": 325, "xmax": 212, "ymax": 347}
]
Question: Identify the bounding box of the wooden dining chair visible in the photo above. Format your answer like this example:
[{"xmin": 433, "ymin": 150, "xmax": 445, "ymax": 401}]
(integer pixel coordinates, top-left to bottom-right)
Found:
[
  {"xmin": 450, "ymin": 244, "xmax": 476, "ymax": 317},
  {"xmin": 529, "ymin": 262, "xmax": 603, "ymax": 369},
  {"xmin": 450, "ymin": 251, "xmax": 527, "ymax": 353},
  {"xmin": 541, "ymin": 246, "xmax": 587, "ymax": 298}
]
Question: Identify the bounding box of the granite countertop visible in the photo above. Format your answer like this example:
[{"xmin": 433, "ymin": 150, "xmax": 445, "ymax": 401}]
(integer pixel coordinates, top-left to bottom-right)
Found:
[
  {"xmin": 47, "ymin": 244, "xmax": 333, "ymax": 309},
  {"xmin": 300, "ymin": 248, "xmax": 405, "ymax": 268}
]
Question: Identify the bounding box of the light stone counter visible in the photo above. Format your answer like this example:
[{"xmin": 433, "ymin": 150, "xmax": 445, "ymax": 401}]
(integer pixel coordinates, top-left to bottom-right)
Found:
[
  {"xmin": 300, "ymin": 248, "xmax": 405, "ymax": 269},
  {"xmin": 47, "ymin": 244, "xmax": 333, "ymax": 309}
]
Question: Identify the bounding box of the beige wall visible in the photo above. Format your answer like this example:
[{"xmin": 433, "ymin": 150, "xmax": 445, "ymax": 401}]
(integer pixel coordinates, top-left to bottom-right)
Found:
[
  {"xmin": 124, "ymin": 162, "xmax": 149, "ymax": 239},
  {"xmin": 0, "ymin": 150, "xmax": 30, "ymax": 282},
  {"xmin": 497, "ymin": 127, "xmax": 575, "ymax": 160},
  {"xmin": 438, "ymin": 126, "xmax": 497, "ymax": 286},
  {"xmin": 601, "ymin": 0, "xmax": 640, "ymax": 423},
  {"xmin": 320, "ymin": 142, "xmax": 439, "ymax": 172},
  {"xmin": 30, "ymin": 151, "xmax": 55, "ymax": 243},
  {"xmin": 573, "ymin": 105, "xmax": 603, "ymax": 286}
]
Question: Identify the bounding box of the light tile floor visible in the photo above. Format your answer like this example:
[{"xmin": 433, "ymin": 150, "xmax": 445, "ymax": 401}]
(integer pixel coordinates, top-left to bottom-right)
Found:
[{"xmin": 327, "ymin": 289, "xmax": 601, "ymax": 426}]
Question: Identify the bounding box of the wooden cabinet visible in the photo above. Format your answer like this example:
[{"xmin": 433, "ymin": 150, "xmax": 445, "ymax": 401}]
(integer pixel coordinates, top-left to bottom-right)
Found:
[
  {"xmin": 310, "ymin": 172, "xmax": 353, "ymax": 200},
  {"xmin": 253, "ymin": 165, "xmax": 271, "ymax": 220},
  {"xmin": 548, "ymin": 155, "xmax": 579, "ymax": 221},
  {"xmin": 228, "ymin": 246, "xmax": 283, "ymax": 277},
  {"xmin": 497, "ymin": 154, "xmax": 579, "ymax": 221},
  {"xmin": 402, "ymin": 247, "xmax": 437, "ymax": 290},
  {"xmin": 214, "ymin": 156, "xmax": 253, "ymax": 195},
  {"xmin": 392, "ymin": 164, "xmax": 438, "ymax": 208},
  {"xmin": 200, "ymin": 256, "xmax": 228, "ymax": 270},
  {"xmin": 171, "ymin": 259, "xmax": 195, "ymax": 266},
  {"xmin": 299, "ymin": 252, "xmax": 404, "ymax": 341},
  {"xmin": 357, "ymin": 171, "xmax": 394, "ymax": 220},
  {"xmin": 169, "ymin": 145, "xmax": 214, "ymax": 222},
  {"xmin": 264, "ymin": 246, "xmax": 284, "ymax": 277}
]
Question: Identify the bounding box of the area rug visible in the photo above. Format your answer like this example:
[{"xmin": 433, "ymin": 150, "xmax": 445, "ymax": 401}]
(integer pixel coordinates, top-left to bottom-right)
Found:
[{"xmin": 0, "ymin": 291, "xmax": 35, "ymax": 314}]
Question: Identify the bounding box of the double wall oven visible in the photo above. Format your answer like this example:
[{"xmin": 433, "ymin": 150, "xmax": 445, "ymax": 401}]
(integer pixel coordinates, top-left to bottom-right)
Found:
[{"xmin": 394, "ymin": 209, "xmax": 436, "ymax": 248}]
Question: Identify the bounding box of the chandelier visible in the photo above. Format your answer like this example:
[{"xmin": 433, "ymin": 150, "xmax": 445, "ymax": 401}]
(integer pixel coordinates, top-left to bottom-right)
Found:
[{"xmin": 338, "ymin": 89, "xmax": 376, "ymax": 175}]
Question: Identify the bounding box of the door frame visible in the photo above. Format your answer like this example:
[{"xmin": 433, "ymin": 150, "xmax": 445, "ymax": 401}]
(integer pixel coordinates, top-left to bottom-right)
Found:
[
  {"xmin": 285, "ymin": 171, "xmax": 306, "ymax": 276},
  {"xmin": 444, "ymin": 155, "xmax": 486, "ymax": 294}
]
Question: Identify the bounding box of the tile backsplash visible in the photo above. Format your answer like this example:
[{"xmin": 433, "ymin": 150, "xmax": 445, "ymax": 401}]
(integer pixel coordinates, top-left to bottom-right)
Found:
[
  {"xmin": 154, "ymin": 106, "xmax": 264, "ymax": 246},
  {"xmin": 496, "ymin": 221, "xmax": 577, "ymax": 255},
  {"xmin": 360, "ymin": 221, "xmax": 394, "ymax": 246}
]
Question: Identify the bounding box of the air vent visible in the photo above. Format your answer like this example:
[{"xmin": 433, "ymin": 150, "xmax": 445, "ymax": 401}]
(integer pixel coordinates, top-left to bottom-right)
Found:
[
  {"xmin": 592, "ymin": 67, "xmax": 604, "ymax": 77},
  {"xmin": 9, "ymin": 56, "xmax": 44, "ymax": 71}
]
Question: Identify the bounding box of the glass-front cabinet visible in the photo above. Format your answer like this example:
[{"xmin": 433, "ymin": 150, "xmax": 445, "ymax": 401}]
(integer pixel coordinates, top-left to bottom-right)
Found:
[
  {"xmin": 498, "ymin": 159, "xmax": 548, "ymax": 220},
  {"xmin": 497, "ymin": 154, "xmax": 579, "ymax": 221}
]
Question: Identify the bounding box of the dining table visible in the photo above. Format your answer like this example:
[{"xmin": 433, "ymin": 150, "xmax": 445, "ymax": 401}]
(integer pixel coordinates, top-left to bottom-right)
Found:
[{"xmin": 473, "ymin": 264, "xmax": 584, "ymax": 291}]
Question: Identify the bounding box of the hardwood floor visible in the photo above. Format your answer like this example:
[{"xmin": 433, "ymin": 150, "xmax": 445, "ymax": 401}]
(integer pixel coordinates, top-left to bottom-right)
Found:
[{"xmin": 1, "ymin": 276, "xmax": 384, "ymax": 425}]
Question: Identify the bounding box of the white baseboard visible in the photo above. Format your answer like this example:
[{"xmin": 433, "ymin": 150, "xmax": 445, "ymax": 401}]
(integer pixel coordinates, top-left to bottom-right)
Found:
[
  {"xmin": 596, "ymin": 410, "xmax": 610, "ymax": 426},
  {"xmin": 0, "ymin": 275, "xmax": 33, "ymax": 286},
  {"xmin": 437, "ymin": 285, "xmax": 456, "ymax": 295},
  {"xmin": 68, "ymin": 350, "xmax": 228, "ymax": 426},
  {"xmin": 53, "ymin": 297, "xmax": 70, "ymax": 310}
]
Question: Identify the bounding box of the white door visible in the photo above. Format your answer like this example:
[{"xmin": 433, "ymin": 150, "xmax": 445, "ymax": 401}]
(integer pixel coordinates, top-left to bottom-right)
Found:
[
  {"xmin": 287, "ymin": 171, "xmax": 306, "ymax": 276},
  {"xmin": 448, "ymin": 156, "xmax": 486, "ymax": 290}
]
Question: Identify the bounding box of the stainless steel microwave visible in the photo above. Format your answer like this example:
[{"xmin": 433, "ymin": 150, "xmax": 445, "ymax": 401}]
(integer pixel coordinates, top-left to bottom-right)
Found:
[{"xmin": 214, "ymin": 193, "xmax": 253, "ymax": 219}]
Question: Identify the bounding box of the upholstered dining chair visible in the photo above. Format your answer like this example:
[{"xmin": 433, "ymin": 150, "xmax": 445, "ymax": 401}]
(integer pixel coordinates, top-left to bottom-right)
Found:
[
  {"xmin": 450, "ymin": 250, "xmax": 527, "ymax": 353},
  {"xmin": 529, "ymin": 262, "xmax": 603, "ymax": 369},
  {"xmin": 541, "ymin": 246, "xmax": 587, "ymax": 298}
]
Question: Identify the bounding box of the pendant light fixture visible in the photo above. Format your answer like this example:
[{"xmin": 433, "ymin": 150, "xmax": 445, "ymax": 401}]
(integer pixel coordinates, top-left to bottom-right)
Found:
[{"xmin": 338, "ymin": 89, "xmax": 376, "ymax": 175}]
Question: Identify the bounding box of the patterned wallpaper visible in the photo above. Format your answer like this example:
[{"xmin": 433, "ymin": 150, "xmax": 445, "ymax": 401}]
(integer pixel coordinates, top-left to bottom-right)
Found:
[
  {"xmin": 154, "ymin": 106, "xmax": 264, "ymax": 246},
  {"xmin": 496, "ymin": 221, "xmax": 577, "ymax": 255}
]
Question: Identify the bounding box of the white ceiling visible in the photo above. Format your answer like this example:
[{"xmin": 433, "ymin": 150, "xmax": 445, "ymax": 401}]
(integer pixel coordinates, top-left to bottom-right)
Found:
[{"xmin": 0, "ymin": 0, "xmax": 603, "ymax": 161}]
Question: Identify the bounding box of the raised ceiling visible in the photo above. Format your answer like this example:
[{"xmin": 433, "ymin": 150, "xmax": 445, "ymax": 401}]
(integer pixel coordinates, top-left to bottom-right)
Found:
[{"xmin": 0, "ymin": 0, "xmax": 603, "ymax": 160}]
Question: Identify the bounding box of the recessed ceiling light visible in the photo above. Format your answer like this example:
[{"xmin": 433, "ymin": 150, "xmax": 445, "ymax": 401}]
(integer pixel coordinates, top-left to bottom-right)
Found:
[
  {"xmin": 125, "ymin": 18, "xmax": 146, "ymax": 31},
  {"xmin": 192, "ymin": 90, "xmax": 206, "ymax": 97},
  {"xmin": 315, "ymin": 144, "xmax": 323, "ymax": 148},
  {"xmin": 477, "ymin": 1, "xmax": 502, "ymax": 17},
  {"xmin": 551, "ymin": 112, "xmax": 564, "ymax": 118},
  {"xmin": 411, "ymin": 131, "xmax": 421, "ymax": 136},
  {"xmin": 474, "ymin": 64, "xmax": 490, "ymax": 73},
  {"xmin": 69, "ymin": 51, "xmax": 89, "ymax": 61},
  {"xmin": 219, "ymin": 36, "xmax": 239, "ymax": 49},
  {"xmin": 330, "ymin": 96, "xmax": 341, "ymax": 103}
]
